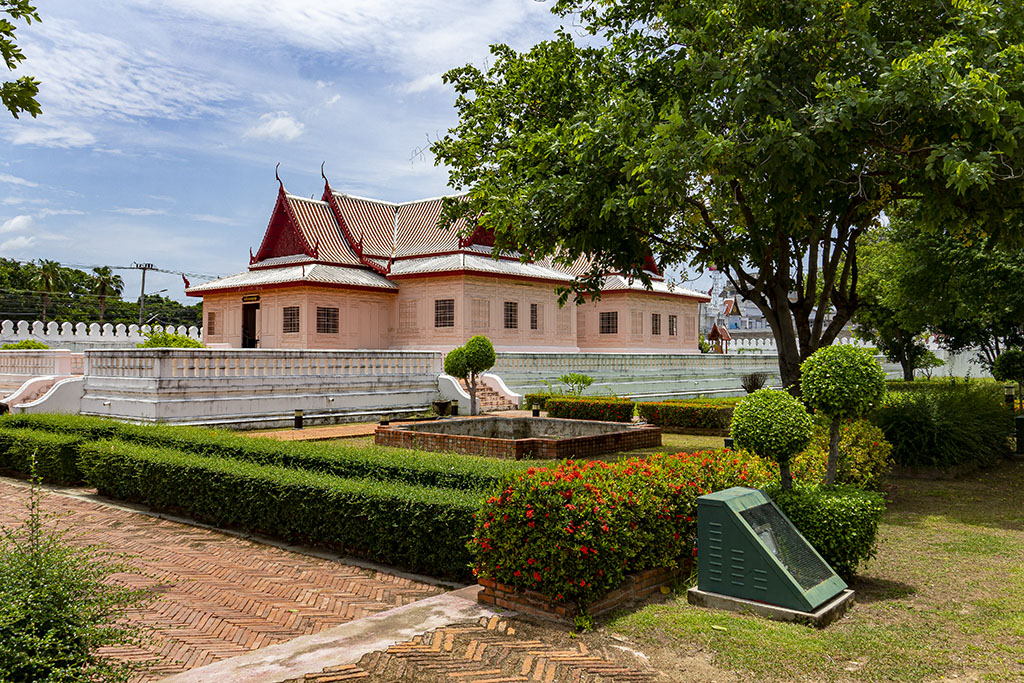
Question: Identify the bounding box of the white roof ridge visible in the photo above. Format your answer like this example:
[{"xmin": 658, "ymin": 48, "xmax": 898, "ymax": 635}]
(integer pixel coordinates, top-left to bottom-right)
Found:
[
  {"xmin": 285, "ymin": 193, "xmax": 330, "ymax": 207},
  {"xmin": 332, "ymin": 190, "xmax": 464, "ymax": 207}
]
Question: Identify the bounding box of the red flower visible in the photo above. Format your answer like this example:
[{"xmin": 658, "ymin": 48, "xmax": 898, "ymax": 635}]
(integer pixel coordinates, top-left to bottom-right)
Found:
[{"xmin": 534, "ymin": 571, "xmax": 542, "ymax": 582}]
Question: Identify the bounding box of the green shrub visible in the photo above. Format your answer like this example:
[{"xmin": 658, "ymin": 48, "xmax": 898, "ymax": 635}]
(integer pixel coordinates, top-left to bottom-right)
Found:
[
  {"xmin": 790, "ymin": 419, "xmax": 894, "ymax": 490},
  {"xmin": 801, "ymin": 345, "xmax": 887, "ymax": 485},
  {"xmin": 545, "ymin": 397, "xmax": 635, "ymax": 422},
  {"xmin": 730, "ymin": 389, "xmax": 813, "ymax": 489},
  {"xmin": 558, "ymin": 373, "xmax": 594, "ymax": 396},
  {"xmin": 523, "ymin": 392, "xmax": 561, "ymax": 410},
  {"xmin": 0, "ymin": 414, "xmax": 521, "ymax": 491},
  {"xmin": 637, "ymin": 402, "xmax": 733, "ymax": 431},
  {"xmin": 0, "ymin": 483, "xmax": 150, "ymax": 683},
  {"xmin": 993, "ymin": 348, "xmax": 1024, "ymax": 410},
  {"xmin": 470, "ymin": 449, "xmax": 776, "ymax": 606},
  {"xmin": 872, "ymin": 381, "xmax": 1012, "ymax": 469},
  {"xmin": 766, "ymin": 484, "xmax": 886, "ymax": 580},
  {"xmin": 0, "ymin": 429, "xmax": 85, "ymax": 484},
  {"xmin": 78, "ymin": 440, "xmax": 478, "ymax": 578},
  {"xmin": 136, "ymin": 331, "xmax": 202, "ymax": 348},
  {"xmin": 1, "ymin": 339, "xmax": 49, "ymax": 350}
]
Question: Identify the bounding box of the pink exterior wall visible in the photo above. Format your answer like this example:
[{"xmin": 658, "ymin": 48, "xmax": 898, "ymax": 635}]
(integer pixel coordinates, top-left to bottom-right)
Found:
[
  {"xmin": 576, "ymin": 292, "xmax": 702, "ymax": 353},
  {"xmin": 201, "ymin": 287, "xmax": 394, "ymax": 349},
  {"xmin": 199, "ymin": 278, "xmax": 701, "ymax": 353},
  {"xmin": 388, "ymin": 275, "xmax": 578, "ymax": 353}
]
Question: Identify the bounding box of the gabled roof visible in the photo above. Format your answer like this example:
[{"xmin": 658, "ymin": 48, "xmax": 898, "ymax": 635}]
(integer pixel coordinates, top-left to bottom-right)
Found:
[{"xmin": 251, "ymin": 184, "xmax": 361, "ymax": 267}]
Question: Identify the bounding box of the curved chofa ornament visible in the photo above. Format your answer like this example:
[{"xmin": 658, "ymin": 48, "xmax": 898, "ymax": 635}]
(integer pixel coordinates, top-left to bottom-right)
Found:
[
  {"xmin": 321, "ymin": 161, "xmax": 327, "ymax": 182},
  {"xmin": 275, "ymin": 162, "xmax": 283, "ymax": 190}
]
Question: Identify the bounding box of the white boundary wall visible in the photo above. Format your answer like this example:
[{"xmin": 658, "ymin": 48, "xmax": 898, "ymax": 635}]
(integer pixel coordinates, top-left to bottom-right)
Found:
[{"xmin": 0, "ymin": 320, "xmax": 202, "ymax": 351}]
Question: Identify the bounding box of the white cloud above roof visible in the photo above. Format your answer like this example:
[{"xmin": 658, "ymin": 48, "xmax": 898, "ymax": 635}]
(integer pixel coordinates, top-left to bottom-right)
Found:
[{"xmin": 244, "ymin": 113, "xmax": 305, "ymax": 142}]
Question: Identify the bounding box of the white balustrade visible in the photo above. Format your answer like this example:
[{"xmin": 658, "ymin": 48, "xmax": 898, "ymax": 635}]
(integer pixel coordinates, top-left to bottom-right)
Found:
[{"xmin": 0, "ymin": 319, "xmax": 203, "ymax": 351}]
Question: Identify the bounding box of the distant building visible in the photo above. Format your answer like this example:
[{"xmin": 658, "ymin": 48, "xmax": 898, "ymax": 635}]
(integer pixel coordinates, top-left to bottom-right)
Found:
[{"xmin": 186, "ymin": 176, "xmax": 710, "ymax": 353}]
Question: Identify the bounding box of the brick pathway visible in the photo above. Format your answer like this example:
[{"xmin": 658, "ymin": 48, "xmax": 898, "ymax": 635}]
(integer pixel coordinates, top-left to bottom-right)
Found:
[
  {"xmin": 0, "ymin": 479, "xmax": 446, "ymax": 682},
  {"xmin": 293, "ymin": 616, "xmax": 655, "ymax": 683}
]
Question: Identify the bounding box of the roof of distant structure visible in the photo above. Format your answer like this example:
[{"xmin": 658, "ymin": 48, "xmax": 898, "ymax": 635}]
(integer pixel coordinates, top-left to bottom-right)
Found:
[{"xmin": 185, "ymin": 173, "xmax": 712, "ymax": 301}]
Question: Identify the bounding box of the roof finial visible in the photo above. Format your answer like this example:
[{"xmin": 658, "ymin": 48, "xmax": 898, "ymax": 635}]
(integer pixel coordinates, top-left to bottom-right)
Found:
[
  {"xmin": 320, "ymin": 161, "xmax": 327, "ymax": 183},
  {"xmin": 275, "ymin": 162, "xmax": 283, "ymax": 190}
]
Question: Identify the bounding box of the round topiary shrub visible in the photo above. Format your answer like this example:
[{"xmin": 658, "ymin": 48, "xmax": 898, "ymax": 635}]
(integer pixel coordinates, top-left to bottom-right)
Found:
[
  {"xmin": 730, "ymin": 388, "xmax": 813, "ymax": 489},
  {"xmin": 444, "ymin": 336, "xmax": 496, "ymax": 414},
  {"xmin": 801, "ymin": 345, "xmax": 886, "ymax": 484}
]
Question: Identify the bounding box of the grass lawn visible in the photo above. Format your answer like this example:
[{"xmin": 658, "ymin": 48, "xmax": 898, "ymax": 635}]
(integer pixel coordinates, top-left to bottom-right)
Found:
[{"xmin": 601, "ymin": 458, "xmax": 1024, "ymax": 681}]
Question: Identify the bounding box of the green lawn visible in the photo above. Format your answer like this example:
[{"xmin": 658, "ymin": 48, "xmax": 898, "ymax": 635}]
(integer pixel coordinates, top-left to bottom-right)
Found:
[{"xmin": 604, "ymin": 459, "xmax": 1024, "ymax": 681}]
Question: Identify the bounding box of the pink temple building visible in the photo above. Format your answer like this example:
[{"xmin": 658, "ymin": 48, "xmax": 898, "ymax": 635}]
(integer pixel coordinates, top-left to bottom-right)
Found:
[{"xmin": 186, "ymin": 176, "xmax": 710, "ymax": 353}]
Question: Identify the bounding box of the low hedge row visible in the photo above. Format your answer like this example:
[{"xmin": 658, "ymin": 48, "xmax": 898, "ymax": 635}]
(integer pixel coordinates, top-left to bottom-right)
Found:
[
  {"xmin": 470, "ymin": 448, "xmax": 884, "ymax": 607},
  {"xmin": 77, "ymin": 439, "xmax": 478, "ymax": 578},
  {"xmin": 545, "ymin": 398, "xmax": 733, "ymax": 432},
  {"xmin": 0, "ymin": 414, "xmax": 521, "ymax": 491},
  {"xmin": 0, "ymin": 428, "xmax": 85, "ymax": 484}
]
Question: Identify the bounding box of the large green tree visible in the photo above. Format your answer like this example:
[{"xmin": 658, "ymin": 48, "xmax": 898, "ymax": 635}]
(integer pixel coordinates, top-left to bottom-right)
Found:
[
  {"xmin": 433, "ymin": 0, "xmax": 1024, "ymax": 388},
  {"xmin": 1, "ymin": 0, "xmax": 40, "ymax": 119},
  {"xmin": 90, "ymin": 267, "xmax": 124, "ymax": 324},
  {"xmin": 31, "ymin": 259, "xmax": 68, "ymax": 324}
]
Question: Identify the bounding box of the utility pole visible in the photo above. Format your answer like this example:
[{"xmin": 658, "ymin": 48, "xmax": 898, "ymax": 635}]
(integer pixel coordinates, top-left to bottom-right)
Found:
[{"xmin": 133, "ymin": 262, "xmax": 155, "ymax": 326}]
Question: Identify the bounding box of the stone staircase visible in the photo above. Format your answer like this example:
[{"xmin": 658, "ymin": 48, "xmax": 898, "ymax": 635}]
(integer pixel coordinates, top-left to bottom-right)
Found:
[{"xmin": 462, "ymin": 381, "xmax": 518, "ymax": 412}]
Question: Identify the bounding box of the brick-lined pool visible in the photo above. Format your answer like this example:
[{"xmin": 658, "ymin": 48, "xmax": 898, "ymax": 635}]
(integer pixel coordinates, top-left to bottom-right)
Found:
[{"xmin": 375, "ymin": 416, "xmax": 661, "ymax": 459}]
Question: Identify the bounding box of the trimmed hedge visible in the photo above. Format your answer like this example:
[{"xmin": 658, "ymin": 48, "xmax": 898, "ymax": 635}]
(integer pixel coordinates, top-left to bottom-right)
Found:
[
  {"xmin": 0, "ymin": 414, "xmax": 521, "ymax": 491},
  {"xmin": 637, "ymin": 402, "xmax": 732, "ymax": 431},
  {"xmin": 545, "ymin": 397, "xmax": 733, "ymax": 432},
  {"xmin": 767, "ymin": 484, "xmax": 886, "ymax": 580},
  {"xmin": 77, "ymin": 439, "xmax": 478, "ymax": 578},
  {"xmin": 544, "ymin": 398, "xmax": 635, "ymax": 422},
  {"xmin": 0, "ymin": 428, "xmax": 85, "ymax": 484}
]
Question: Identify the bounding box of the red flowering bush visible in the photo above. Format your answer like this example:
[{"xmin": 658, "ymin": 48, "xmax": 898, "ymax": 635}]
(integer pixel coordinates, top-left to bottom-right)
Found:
[
  {"xmin": 636, "ymin": 402, "xmax": 733, "ymax": 431},
  {"xmin": 468, "ymin": 449, "xmax": 774, "ymax": 605},
  {"xmin": 545, "ymin": 398, "xmax": 634, "ymax": 422}
]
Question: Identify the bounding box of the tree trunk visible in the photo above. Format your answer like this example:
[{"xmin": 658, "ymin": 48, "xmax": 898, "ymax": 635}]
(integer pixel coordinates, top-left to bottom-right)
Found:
[
  {"xmin": 469, "ymin": 372, "xmax": 478, "ymax": 415},
  {"xmin": 825, "ymin": 417, "xmax": 841, "ymax": 485},
  {"xmin": 779, "ymin": 458, "xmax": 793, "ymax": 491},
  {"xmin": 901, "ymin": 359, "xmax": 915, "ymax": 382}
]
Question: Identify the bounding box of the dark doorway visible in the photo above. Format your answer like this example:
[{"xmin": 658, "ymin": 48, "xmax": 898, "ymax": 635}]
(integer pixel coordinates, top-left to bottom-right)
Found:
[{"xmin": 242, "ymin": 303, "xmax": 260, "ymax": 348}]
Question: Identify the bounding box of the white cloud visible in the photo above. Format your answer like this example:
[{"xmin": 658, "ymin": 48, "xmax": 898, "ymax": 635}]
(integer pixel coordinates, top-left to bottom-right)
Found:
[
  {"xmin": 38, "ymin": 208, "xmax": 85, "ymax": 217},
  {"xmin": 0, "ymin": 173, "xmax": 38, "ymax": 187},
  {"xmin": 1, "ymin": 215, "xmax": 34, "ymax": 234},
  {"xmin": 188, "ymin": 213, "xmax": 241, "ymax": 226},
  {"xmin": 0, "ymin": 236, "xmax": 36, "ymax": 251},
  {"xmin": 112, "ymin": 207, "xmax": 168, "ymax": 216},
  {"xmin": 244, "ymin": 112, "xmax": 304, "ymax": 141},
  {"xmin": 8, "ymin": 122, "xmax": 97, "ymax": 148},
  {"xmin": 400, "ymin": 72, "xmax": 448, "ymax": 95}
]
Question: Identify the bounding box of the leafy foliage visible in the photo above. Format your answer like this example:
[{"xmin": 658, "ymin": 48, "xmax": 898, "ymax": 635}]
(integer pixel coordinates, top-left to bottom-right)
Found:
[
  {"xmin": 443, "ymin": 346, "xmax": 467, "ymax": 379},
  {"xmin": 730, "ymin": 389, "xmax": 813, "ymax": 489},
  {"xmin": 444, "ymin": 336, "xmax": 496, "ymax": 414},
  {"xmin": 993, "ymin": 348, "xmax": 1024, "ymax": 384},
  {"xmin": 740, "ymin": 372, "xmax": 769, "ymax": 394},
  {"xmin": 558, "ymin": 373, "xmax": 594, "ymax": 396},
  {"xmin": 1, "ymin": 339, "xmax": 48, "ymax": 349},
  {"xmin": 767, "ymin": 484, "xmax": 886, "ymax": 581},
  {"xmin": 790, "ymin": 419, "xmax": 894, "ymax": 491},
  {"xmin": 545, "ymin": 398, "xmax": 734, "ymax": 431},
  {"xmin": 872, "ymin": 380, "xmax": 1013, "ymax": 469},
  {"xmin": 1, "ymin": 0, "xmax": 40, "ymax": 119},
  {"xmin": 0, "ymin": 429, "xmax": 85, "ymax": 484},
  {"xmin": 136, "ymin": 331, "xmax": 203, "ymax": 348},
  {"xmin": 0, "ymin": 480, "xmax": 150, "ymax": 683},
  {"xmin": 433, "ymin": 0, "xmax": 1024, "ymax": 389}
]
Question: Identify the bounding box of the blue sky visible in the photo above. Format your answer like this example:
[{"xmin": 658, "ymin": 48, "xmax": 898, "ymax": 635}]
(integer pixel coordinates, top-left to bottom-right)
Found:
[{"xmin": 2, "ymin": 1, "xmax": 708, "ymax": 304}]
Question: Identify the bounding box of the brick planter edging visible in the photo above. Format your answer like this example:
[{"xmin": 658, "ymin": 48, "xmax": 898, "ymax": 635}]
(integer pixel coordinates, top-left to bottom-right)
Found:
[{"xmin": 477, "ymin": 565, "xmax": 686, "ymax": 622}]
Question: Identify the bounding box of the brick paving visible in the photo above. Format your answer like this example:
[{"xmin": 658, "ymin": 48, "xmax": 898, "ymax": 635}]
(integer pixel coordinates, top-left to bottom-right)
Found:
[
  {"xmin": 293, "ymin": 616, "xmax": 655, "ymax": 683},
  {"xmin": 0, "ymin": 479, "xmax": 446, "ymax": 682}
]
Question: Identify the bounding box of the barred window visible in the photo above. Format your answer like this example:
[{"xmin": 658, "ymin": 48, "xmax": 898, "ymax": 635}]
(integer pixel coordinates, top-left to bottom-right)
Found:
[
  {"xmin": 669, "ymin": 315, "xmax": 678, "ymax": 336},
  {"xmin": 434, "ymin": 299, "xmax": 455, "ymax": 328},
  {"xmin": 530, "ymin": 303, "xmax": 543, "ymax": 331},
  {"xmin": 207, "ymin": 311, "xmax": 217, "ymax": 336},
  {"xmin": 283, "ymin": 306, "xmax": 300, "ymax": 334},
  {"xmin": 631, "ymin": 310, "xmax": 643, "ymax": 336},
  {"xmin": 400, "ymin": 301, "xmax": 417, "ymax": 330},
  {"xmin": 599, "ymin": 311, "xmax": 618, "ymax": 335},
  {"xmin": 504, "ymin": 301, "xmax": 518, "ymax": 329},
  {"xmin": 472, "ymin": 298, "xmax": 490, "ymax": 330},
  {"xmin": 651, "ymin": 313, "xmax": 662, "ymax": 335},
  {"xmin": 316, "ymin": 307, "xmax": 339, "ymax": 334}
]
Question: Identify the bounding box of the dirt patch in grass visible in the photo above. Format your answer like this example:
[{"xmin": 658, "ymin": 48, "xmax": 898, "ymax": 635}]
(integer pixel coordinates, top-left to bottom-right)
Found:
[{"xmin": 597, "ymin": 459, "xmax": 1024, "ymax": 681}]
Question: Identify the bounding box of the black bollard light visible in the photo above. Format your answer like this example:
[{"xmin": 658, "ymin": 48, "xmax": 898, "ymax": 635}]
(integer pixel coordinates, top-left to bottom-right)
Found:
[
  {"xmin": 532, "ymin": 403, "xmax": 540, "ymax": 418},
  {"xmin": 380, "ymin": 413, "xmax": 390, "ymax": 426},
  {"xmin": 724, "ymin": 437, "xmax": 734, "ymax": 449},
  {"xmin": 451, "ymin": 401, "xmax": 459, "ymax": 416},
  {"xmin": 1005, "ymin": 385, "xmax": 1016, "ymax": 410},
  {"xmin": 293, "ymin": 409, "xmax": 303, "ymax": 430}
]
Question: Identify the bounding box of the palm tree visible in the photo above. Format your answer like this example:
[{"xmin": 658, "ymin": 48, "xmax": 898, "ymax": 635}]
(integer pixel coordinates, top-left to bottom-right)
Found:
[
  {"xmin": 91, "ymin": 266, "xmax": 124, "ymax": 324},
  {"xmin": 31, "ymin": 259, "xmax": 68, "ymax": 324}
]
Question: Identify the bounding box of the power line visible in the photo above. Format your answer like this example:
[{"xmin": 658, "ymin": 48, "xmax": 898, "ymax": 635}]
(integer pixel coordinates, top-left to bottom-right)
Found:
[{"xmin": 2, "ymin": 257, "xmax": 225, "ymax": 281}]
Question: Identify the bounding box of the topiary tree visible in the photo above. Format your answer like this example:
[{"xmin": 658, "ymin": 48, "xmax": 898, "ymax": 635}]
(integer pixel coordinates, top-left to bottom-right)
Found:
[
  {"xmin": 801, "ymin": 345, "xmax": 887, "ymax": 485},
  {"xmin": 443, "ymin": 335, "xmax": 496, "ymax": 415},
  {"xmin": 731, "ymin": 388, "xmax": 813, "ymax": 490},
  {"xmin": 993, "ymin": 348, "xmax": 1024, "ymax": 413}
]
